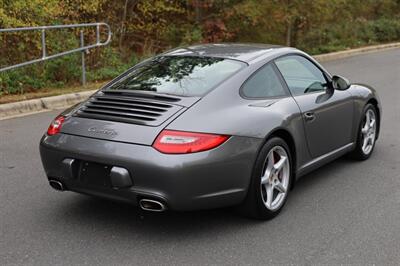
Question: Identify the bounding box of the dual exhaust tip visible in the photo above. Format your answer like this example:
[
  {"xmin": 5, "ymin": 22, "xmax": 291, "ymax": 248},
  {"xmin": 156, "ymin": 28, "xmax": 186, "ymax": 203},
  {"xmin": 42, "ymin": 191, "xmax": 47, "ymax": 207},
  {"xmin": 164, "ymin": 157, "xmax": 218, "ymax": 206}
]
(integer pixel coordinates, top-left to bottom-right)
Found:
[
  {"xmin": 49, "ymin": 180, "xmax": 64, "ymax": 191},
  {"xmin": 48, "ymin": 180, "xmax": 167, "ymax": 212},
  {"xmin": 139, "ymin": 199, "xmax": 167, "ymax": 212}
]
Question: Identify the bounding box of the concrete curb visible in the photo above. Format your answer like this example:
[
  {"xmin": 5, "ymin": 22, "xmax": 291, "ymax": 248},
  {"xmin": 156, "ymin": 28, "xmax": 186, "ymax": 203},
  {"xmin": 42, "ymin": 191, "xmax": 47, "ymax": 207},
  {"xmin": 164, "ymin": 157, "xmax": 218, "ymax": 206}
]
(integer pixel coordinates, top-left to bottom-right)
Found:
[
  {"xmin": 1, "ymin": 42, "xmax": 400, "ymax": 120},
  {"xmin": 0, "ymin": 90, "xmax": 96, "ymax": 120},
  {"xmin": 313, "ymin": 42, "xmax": 400, "ymax": 62}
]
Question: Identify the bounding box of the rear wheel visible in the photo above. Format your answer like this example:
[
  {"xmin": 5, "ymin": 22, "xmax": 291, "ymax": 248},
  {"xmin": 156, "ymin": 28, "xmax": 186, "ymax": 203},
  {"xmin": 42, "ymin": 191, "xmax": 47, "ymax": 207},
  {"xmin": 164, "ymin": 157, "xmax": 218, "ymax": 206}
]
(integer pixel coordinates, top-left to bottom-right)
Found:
[
  {"xmin": 239, "ymin": 137, "xmax": 292, "ymax": 220},
  {"xmin": 350, "ymin": 104, "xmax": 378, "ymax": 160}
]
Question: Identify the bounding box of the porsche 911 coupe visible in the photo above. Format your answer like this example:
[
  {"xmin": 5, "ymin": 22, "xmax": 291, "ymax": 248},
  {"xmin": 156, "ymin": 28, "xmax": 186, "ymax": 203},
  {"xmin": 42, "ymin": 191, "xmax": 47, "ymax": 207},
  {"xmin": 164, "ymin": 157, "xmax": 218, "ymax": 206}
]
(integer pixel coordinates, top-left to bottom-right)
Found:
[{"xmin": 40, "ymin": 43, "xmax": 381, "ymax": 219}]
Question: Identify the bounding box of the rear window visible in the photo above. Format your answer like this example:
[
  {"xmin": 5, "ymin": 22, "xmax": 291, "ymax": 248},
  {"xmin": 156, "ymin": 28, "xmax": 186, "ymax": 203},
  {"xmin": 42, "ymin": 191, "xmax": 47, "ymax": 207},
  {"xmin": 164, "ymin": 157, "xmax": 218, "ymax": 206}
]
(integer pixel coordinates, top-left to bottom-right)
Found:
[{"xmin": 106, "ymin": 56, "xmax": 246, "ymax": 97}]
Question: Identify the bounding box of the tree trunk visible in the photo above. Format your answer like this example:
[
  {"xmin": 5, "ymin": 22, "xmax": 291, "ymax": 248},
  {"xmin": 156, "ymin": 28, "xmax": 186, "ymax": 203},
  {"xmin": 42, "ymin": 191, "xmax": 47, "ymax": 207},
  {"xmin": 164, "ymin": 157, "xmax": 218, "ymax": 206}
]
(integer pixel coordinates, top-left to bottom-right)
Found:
[
  {"xmin": 291, "ymin": 17, "xmax": 300, "ymax": 47},
  {"xmin": 119, "ymin": 0, "xmax": 130, "ymax": 52},
  {"xmin": 194, "ymin": 0, "xmax": 201, "ymax": 24},
  {"xmin": 286, "ymin": 20, "xmax": 292, "ymax": 46}
]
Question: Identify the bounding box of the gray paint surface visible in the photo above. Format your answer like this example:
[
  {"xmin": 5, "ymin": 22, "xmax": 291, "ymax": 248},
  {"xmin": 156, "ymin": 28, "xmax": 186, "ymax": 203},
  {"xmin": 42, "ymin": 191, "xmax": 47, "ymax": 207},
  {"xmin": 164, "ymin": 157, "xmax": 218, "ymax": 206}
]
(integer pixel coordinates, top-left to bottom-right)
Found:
[
  {"xmin": 1, "ymin": 48, "xmax": 399, "ymax": 265},
  {"xmin": 39, "ymin": 44, "xmax": 379, "ymax": 210}
]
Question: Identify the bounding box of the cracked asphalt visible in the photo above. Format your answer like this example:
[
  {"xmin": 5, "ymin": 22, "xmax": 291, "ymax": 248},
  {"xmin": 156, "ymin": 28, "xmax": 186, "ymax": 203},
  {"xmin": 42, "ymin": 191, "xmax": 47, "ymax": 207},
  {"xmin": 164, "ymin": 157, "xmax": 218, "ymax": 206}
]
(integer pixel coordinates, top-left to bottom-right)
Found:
[{"xmin": 1, "ymin": 48, "xmax": 399, "ymax": 265}]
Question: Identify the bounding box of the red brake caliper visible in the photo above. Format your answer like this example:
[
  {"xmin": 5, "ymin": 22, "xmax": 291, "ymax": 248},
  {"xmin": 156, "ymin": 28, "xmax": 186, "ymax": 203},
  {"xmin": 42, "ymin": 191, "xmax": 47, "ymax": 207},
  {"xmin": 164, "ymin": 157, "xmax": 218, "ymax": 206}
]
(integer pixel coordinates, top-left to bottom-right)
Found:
[{"xmin": 273, "ymin": 151, "xmax": 281, "ymax": 180}]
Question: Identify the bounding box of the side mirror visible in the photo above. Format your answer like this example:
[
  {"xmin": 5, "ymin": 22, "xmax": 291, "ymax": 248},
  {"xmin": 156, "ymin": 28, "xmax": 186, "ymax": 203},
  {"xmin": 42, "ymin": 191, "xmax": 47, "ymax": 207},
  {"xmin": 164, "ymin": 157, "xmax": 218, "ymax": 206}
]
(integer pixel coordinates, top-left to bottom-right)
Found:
[{"xmin": 332, "ymin": 75, "xmax": 350, "ymax": 90}]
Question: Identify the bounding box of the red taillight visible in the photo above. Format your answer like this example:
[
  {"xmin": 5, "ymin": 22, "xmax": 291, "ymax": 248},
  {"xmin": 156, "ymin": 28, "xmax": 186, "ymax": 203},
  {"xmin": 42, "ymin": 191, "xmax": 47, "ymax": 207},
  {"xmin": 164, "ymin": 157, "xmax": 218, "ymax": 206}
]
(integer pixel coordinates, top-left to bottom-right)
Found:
[
  {"xmin": 153, "ymin": 130, "xmax": 230, "ymax": 154},
  {"xmin": 47, "ymin": 116, "xmax": 65, "ymax": 136}
]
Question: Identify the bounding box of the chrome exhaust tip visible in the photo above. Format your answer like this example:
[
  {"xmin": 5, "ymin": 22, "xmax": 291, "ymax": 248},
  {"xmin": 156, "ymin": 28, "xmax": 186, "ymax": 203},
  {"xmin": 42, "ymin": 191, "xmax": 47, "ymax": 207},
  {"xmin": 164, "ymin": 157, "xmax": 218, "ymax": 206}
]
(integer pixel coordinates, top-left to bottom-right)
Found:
[
  {"xmin": 139, "ymin": 199, "xmax": 167, "ymax": 212},
  {"xmin": 49, "ymin": 180, "xmax": 65, "ymax": 191}
]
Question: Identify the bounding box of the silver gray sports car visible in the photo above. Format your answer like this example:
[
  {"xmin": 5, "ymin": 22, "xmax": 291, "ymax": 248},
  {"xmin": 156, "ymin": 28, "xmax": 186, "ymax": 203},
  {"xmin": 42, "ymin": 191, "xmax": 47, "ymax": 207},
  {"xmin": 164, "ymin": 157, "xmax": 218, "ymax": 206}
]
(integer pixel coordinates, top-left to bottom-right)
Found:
[{"xmin": 40, "ymin": 43, "xmax": 381, "ymax": 219}]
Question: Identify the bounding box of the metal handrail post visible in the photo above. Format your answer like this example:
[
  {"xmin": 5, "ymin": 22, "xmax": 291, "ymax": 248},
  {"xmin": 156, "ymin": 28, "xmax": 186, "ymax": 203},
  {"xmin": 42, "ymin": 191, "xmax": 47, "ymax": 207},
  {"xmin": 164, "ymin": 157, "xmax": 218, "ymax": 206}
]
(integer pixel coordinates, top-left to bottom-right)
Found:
[
  {"xmin": 80, "ymin": 30, "xmax": 86, "ymax": 86},
  {"xmin": 96, "ymin": 24, "xmax": 100, "ymax": 45},
  {"xmin": 41, "ymin": 29, "xmax": 47, "ymax": 59}
]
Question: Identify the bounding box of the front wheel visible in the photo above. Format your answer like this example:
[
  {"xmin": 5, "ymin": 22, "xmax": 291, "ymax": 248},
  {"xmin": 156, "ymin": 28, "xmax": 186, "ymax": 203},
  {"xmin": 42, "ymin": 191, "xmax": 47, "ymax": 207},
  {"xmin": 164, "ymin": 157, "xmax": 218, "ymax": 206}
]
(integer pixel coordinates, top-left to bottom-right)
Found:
[
  {"xmin": 239, "ymin": 137, "xmax": 292, "ymax": 220},
  {"xmin": 350, "ymin": 104, "xmax": 378, "ymax": 160}
]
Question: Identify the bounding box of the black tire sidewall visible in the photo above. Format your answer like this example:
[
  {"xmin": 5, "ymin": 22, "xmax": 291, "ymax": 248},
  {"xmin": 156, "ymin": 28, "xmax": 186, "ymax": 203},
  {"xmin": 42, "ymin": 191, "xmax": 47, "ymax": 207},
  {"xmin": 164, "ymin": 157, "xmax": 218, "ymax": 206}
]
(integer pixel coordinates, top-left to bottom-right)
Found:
[
  {"xmin": 247, "ymin": 137, "xmax": 293, "ymax": 219},
  {"xmin": 354, "ymin": 104, "xmax": 378, "ymax": 160}
]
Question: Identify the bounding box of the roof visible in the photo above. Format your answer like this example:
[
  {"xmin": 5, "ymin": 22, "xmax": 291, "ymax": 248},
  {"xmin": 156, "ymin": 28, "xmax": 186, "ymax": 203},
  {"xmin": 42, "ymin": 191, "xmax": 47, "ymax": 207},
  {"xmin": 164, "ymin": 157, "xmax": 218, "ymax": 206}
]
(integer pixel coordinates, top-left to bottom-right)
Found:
[{"xmin": 163, "ymin": 43, "xmax": 285, "ymax": 63}]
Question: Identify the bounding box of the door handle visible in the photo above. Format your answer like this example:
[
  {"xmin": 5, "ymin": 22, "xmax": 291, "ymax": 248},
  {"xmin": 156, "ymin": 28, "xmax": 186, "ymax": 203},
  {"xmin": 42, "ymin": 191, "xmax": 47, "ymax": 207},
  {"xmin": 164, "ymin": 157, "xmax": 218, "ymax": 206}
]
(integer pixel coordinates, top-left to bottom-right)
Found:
[{"xmin": 304, "ymin": 112, "xmax": 315, "ymax": 122}]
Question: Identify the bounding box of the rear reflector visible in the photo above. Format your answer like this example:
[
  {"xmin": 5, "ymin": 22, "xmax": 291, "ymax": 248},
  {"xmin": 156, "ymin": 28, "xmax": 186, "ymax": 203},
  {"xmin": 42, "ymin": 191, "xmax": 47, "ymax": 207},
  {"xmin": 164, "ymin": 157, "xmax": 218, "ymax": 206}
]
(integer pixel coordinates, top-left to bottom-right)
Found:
[
  {"xmin": 153, "ymin": 130, "xmax": 229, "ymax": 154},
  {"xmin": 47, "ymin": 116, "xmax": 65, "ymax": 136}
]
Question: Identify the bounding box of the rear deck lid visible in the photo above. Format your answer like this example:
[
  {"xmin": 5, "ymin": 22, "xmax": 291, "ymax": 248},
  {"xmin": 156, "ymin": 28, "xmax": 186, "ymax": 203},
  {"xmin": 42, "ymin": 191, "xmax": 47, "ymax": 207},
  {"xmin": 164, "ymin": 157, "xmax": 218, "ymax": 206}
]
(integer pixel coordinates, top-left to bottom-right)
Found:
[{"xmin": 60, "ymin": 90, "xmax": 199, "ymax": 145}]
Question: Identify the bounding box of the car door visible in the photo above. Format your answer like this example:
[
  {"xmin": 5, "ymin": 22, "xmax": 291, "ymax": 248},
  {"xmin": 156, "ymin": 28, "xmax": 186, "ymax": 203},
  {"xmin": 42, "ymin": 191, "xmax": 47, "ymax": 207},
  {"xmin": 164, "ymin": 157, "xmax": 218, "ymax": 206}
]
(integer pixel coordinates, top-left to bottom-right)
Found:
[{"xmin": 274, "ymin": 54, "xmax": 354, "ymax": 158}]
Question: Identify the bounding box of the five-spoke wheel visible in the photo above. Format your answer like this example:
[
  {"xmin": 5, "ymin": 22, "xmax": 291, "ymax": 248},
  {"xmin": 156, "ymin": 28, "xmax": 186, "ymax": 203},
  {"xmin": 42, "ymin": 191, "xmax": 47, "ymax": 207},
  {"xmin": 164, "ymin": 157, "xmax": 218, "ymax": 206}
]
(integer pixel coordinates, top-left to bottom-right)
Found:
[
  {"xmin": 241, "ymin": 103, "xmax": 379, "ymax": 219},
  {"xmin": 260, "ymin": 146, "xmax": 290, "ymax": 211},
  {"xmin": 361, "ymin": 109, "xmax": 377, "ymax": 155},
  {"xmin": 350, "ymin": 104, "xmax": 378, "ymax": 160},
  {"xmin": 239, "ymin": 137, "xmax": 292, "ymax": 220}
]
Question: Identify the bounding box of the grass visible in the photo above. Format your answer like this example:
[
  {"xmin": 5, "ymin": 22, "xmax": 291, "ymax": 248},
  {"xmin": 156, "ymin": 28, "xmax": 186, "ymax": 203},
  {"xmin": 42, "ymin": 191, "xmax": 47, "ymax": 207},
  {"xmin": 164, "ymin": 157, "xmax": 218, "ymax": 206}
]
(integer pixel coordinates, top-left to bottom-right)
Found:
[
  {"xmin": 0, "ymin": 80, "xmax": 109, "ymax": 104},
  {"xmin": 1, "ymin": 37, "xmax": 399, "ymax": 105}
]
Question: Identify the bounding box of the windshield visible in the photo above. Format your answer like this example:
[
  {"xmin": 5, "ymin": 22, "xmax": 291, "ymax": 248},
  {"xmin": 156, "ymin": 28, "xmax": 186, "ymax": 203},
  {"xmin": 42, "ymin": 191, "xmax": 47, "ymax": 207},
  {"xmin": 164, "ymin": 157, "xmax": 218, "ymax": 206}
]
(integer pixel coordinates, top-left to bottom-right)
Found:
[{"xmin": 106, "ymin": 56, "xmax": 246, "ymax": 97}]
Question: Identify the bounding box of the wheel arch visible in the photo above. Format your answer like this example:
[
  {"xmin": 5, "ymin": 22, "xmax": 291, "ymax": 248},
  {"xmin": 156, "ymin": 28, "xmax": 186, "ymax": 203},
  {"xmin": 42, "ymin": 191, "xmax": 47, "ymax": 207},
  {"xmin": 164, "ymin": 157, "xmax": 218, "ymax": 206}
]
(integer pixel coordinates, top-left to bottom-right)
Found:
[{"xmin": 239, "ymin": 127, "xmax": 297, "ymax": 217}]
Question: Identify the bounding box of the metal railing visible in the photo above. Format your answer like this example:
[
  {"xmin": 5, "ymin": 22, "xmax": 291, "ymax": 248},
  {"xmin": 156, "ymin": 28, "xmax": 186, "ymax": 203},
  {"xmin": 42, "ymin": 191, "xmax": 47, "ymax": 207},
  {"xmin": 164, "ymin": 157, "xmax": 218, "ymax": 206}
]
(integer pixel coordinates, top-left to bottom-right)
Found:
[{"xmin": 0, "ymin": 23, "xmax": 112, "ymax": 85}]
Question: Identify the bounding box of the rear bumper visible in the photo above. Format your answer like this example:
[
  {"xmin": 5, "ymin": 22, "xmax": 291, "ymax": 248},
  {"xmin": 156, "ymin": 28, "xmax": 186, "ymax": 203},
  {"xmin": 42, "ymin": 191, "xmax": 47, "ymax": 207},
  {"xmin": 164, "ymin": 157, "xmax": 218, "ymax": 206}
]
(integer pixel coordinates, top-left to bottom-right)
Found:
[{"xmin": 39, "ymin": 133, "xmax": 262, "ymax": 211}]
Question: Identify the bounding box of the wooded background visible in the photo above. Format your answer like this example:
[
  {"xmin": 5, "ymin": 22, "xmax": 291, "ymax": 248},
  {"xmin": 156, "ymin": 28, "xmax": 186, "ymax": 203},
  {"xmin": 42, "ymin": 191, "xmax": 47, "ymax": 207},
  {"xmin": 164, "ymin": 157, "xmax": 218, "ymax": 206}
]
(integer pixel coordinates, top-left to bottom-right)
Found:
[{"xmin": 1, "ymin": 0, "xmax": 400, "ymax": 95}]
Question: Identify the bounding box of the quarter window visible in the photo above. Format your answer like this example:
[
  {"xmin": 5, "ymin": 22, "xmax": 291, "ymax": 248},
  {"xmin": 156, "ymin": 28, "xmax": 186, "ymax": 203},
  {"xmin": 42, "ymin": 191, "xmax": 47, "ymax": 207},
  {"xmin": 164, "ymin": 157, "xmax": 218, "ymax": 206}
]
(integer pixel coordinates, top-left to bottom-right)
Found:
[
  {"xmin": 275, "ymin": 55, "xmax": 327, "ymax": 95},
  {"xmin": 241, "ymin": 64, "xmax": 287, "ymax": 98}
]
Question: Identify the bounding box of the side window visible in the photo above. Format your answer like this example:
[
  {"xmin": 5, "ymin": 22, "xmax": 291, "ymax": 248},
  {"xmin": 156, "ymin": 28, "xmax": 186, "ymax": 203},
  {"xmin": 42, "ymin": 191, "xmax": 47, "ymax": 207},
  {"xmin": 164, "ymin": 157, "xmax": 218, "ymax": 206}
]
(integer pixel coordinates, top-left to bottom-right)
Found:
[
  {"xmin": 275, "ymin": 55, "xmax": 327, "ymax": 95},
  {"xmin": 241, "ymin": 64, "xmax": 287, "ymax": 98}
]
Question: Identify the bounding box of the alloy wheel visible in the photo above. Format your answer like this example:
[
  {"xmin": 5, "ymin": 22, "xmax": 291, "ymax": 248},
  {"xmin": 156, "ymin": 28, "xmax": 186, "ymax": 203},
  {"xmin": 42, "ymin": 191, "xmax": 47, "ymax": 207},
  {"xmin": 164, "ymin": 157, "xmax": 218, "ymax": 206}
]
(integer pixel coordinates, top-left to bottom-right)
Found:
[
  {"xmin": 260, "ymin": 146, "xmax": 290, "ymax": 211},
  {"xmin": 361, "ymin": 109, "xmax": 377, "ymax": 155}
]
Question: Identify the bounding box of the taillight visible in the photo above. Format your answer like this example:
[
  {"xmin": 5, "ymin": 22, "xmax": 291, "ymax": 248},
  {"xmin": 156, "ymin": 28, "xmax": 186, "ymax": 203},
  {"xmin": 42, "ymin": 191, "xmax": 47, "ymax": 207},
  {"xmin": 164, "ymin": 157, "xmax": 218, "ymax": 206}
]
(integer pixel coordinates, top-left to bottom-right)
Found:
[
  {"xmin": 47, "ymin": 116, "xmax": 65, "ymax": 136},
  {"xmin": 153, "ymin": 130, "xmax": 230, "ymax": 154}
]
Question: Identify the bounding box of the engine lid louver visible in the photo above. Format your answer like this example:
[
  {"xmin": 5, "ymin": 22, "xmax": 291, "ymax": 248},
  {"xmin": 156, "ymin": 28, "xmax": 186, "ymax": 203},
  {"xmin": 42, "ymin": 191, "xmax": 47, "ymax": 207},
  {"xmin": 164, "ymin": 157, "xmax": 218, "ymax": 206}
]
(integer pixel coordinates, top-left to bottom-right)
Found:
[{"xmin": 74, "ymin": 91, "xmax": 183, "ymax": 126}]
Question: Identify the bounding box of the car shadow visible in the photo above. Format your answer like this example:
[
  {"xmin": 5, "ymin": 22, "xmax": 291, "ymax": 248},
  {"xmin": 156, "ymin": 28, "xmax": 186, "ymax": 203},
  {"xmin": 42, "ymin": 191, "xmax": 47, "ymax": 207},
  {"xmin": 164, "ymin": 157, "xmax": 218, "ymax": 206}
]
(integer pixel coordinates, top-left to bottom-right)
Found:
[
  {"xmin": 53, "ymin": 155, "xmax": 363, "ymax": 239},
  {"xmin": 291, "ymin": 157, "xmax": 353, "ymax": 193},
  {"xmin": 56, "ymin": 194, "xmax": 263, "ymax": 241}
]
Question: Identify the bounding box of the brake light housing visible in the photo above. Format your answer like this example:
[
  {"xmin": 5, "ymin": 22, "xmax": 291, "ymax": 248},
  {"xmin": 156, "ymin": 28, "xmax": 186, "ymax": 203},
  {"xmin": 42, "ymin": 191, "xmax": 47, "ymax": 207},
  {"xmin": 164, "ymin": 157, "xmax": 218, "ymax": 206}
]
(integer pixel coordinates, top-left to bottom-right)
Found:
[
  {"xmin": 153, "ymin": 130, "xmax": 229, "ymax": 154},
  {"xmin": 47, "ymin": 116, "xmax": 65, "ymax": 136}
]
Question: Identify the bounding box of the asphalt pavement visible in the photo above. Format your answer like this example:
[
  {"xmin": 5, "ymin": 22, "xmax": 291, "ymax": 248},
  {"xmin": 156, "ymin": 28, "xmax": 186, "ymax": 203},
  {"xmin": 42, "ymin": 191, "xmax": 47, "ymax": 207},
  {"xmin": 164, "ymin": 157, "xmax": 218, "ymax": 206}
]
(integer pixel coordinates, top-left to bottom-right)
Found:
[{"xmin": 1, "ymin": 48, "xmax": 400, "ymax": 265}]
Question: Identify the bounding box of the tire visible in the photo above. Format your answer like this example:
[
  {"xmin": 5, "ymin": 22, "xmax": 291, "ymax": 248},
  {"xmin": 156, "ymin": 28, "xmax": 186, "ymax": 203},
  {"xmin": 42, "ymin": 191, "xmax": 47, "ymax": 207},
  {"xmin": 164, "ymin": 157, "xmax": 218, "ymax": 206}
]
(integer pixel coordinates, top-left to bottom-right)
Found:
[
  {"xmin": 239, "ymin": 137, "xmax": 293, "ymax": 220},
  {"xmin": 349, "ymin": 104, "xmax": 378, "ymax": 160}
]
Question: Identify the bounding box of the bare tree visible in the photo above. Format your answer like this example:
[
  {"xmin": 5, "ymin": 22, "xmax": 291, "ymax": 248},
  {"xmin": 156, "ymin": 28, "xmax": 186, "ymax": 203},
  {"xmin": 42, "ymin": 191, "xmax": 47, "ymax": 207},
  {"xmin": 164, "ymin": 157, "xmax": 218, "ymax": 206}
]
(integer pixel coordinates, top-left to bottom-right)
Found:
[{"xmin": 119, "ymin": 0, "xmax": 130, "ymax": 52}]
